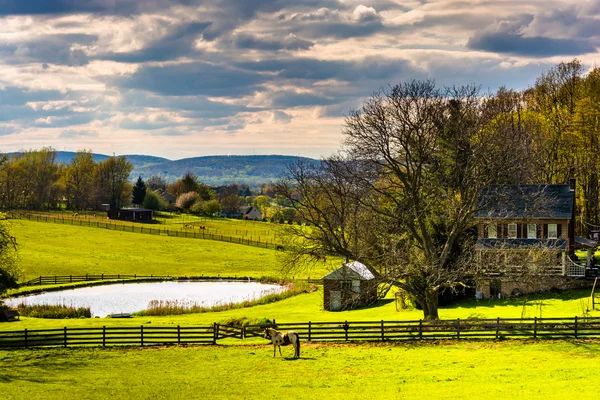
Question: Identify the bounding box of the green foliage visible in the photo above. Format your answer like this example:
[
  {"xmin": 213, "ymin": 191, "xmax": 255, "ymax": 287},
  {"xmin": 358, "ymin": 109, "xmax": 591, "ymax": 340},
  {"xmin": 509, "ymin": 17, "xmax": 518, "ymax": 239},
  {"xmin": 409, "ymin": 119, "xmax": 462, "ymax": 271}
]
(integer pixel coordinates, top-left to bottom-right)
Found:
[
  {"xmin": 190, "ymin": 199, "xmax": 221, "ymax": 216},
  {"xmin": 16, "ymin": 303, "xmax": 91, "ymax": 319},
  {"xmin": 141, "ymin": 189, "xmax": 164, "ymax": 210},
  {"xmin": 0, "ymin": 214, "xmax": 19, "ymax": 295},
  {"xmin": 132, "ymin": 176, "xmax": 147, "ymax": 206}
]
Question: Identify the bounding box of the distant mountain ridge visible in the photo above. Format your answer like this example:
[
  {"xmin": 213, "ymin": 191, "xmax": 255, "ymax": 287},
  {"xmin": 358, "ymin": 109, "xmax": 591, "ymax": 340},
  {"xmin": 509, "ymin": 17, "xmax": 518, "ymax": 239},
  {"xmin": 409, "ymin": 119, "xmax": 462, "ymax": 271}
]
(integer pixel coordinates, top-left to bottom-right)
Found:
[{"xmin": 6, "ymin": 151, "xmax": 319, "ymax": 186}]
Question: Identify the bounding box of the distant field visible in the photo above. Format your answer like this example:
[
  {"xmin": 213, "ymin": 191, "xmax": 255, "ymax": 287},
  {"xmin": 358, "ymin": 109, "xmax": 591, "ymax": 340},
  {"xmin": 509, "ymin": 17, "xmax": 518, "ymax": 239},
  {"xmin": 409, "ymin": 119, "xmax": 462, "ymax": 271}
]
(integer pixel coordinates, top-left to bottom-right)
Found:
[
  {"xmin": 9, "ymin": 219, "xmax": 326, "ymax": 281},
  {"xmin": 1, "ymin": 341, "xmax": 599, "ymax": 400},
  {"xmin": 13, "ymin": 210, "xmax": 282, "ymax": 243}
]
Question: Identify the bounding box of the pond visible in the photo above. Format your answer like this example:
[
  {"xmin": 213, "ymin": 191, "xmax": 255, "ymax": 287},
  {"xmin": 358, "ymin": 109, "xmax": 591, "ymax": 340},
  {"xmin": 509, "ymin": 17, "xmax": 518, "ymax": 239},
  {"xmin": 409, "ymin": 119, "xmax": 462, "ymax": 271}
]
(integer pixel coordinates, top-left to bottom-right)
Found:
[{"xmin": 6, "ymin": 281, "xmax": 285, "ymax": 317}]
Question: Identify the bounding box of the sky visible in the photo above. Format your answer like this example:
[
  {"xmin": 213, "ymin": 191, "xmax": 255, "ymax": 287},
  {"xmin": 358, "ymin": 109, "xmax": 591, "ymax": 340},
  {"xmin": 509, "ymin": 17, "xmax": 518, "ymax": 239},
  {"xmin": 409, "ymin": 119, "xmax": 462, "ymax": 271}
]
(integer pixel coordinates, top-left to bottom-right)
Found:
[{"xmin": 0, "ymin": 0, "xmax": 599, "ymax": 160}]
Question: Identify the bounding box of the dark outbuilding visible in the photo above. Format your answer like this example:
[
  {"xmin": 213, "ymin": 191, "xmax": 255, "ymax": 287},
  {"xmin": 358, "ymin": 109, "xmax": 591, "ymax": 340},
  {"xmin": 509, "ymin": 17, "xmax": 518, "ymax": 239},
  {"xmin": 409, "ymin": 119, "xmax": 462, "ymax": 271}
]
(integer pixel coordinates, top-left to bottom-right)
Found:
[{"xmin": 107, "ymin": 208, "xmax": 153, "ymax": 222}]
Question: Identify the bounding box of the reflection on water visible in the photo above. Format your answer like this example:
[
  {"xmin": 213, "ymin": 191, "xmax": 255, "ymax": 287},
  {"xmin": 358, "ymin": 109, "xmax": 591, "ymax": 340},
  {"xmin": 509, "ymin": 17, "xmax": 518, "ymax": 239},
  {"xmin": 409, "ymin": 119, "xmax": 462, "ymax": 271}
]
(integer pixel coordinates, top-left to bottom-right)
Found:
[{"xmin": 6, "ymin": 281, "xmax": 285, "ymax": 317}]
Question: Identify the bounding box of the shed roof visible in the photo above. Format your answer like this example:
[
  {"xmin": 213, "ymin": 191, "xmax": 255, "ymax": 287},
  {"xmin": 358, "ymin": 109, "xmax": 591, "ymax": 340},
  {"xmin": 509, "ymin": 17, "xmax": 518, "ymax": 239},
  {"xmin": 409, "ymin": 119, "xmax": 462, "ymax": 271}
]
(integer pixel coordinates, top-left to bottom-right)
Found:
[
  {"xmin": 322, "ymin": 261, "xmax": 376, "ymax": 280},
  {"xmin": 474, "ymin": 184, "xmax": 574, "ymax": 220},
  {"xmin": 475, "ymin": 238, "xmax": 567, "ymax": 251}
]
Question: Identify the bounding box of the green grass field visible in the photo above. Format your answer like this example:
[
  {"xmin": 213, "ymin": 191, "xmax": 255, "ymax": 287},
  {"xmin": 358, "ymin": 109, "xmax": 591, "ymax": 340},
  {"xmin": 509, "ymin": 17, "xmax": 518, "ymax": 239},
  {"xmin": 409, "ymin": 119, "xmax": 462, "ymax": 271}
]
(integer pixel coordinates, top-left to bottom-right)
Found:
[
  {"xmin": 10, "ymin": 219, "xmax": 329, "ymax": 281},
  {"xmin": 1, "ymin": 340, "xmax": 599, "ymax": 399}
]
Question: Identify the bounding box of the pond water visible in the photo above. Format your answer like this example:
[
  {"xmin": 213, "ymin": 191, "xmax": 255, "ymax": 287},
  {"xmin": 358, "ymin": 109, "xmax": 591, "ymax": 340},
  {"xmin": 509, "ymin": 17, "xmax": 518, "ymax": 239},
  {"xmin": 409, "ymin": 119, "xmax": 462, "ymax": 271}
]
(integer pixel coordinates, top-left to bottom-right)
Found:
[{"xmin": 6, "ymin": 281, "xmax": 285, "ymax": 317}]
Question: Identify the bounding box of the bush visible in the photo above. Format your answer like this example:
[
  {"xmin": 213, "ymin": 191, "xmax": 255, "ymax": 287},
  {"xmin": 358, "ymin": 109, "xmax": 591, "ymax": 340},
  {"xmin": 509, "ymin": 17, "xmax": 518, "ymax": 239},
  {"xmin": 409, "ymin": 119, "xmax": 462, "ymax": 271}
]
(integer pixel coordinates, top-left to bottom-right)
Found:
[{"xmin": 16, "ymin": 303, "xmax": 91, "ymax": 319}]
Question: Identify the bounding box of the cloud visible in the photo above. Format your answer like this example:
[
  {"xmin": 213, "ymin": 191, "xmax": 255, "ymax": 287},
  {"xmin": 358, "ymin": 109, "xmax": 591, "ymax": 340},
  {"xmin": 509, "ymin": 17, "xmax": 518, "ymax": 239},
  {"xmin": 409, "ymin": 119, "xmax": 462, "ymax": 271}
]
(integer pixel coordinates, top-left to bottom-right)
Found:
[
  {"xmin": 1, "ymin": 34, "xmax": 96, "ymax": 66},
  {"xmin": 232, "ymin": 33, "xmax": 314, "ymax": 51},
  {"xmin": 115, "ymin": 62, "xmax": 268, "ymax": 96},
  {"xmin": 270, "ymin": 110, "xmax": 292, "ymax": 123},
  {"xmin": 99, "ymin": 22, "xmax": 211, "ymax": 63},
  {"xmin": 58, "ymin": 129, "xmax": 99, "ymax": 138},
  {"xmin": 467, "ymin": 14, "xmax": 597, "ymax": 57}
]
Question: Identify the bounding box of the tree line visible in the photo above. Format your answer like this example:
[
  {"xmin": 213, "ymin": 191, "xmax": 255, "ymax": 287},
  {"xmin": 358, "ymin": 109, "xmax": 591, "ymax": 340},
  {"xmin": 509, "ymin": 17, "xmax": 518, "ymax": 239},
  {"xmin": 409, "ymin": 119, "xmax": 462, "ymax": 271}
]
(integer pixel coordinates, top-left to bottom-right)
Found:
[{"xmin": 276, "ymin": 59, "xmax": 600, "ymax": 319}]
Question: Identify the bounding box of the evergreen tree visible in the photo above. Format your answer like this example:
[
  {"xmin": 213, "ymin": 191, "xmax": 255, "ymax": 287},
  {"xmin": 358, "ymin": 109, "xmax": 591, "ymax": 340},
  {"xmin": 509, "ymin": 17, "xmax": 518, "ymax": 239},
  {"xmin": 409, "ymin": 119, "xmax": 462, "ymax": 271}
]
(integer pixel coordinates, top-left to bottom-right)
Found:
[{"xmin": 132, "ymin": 176, "xmax": 147, "ymax": 206}]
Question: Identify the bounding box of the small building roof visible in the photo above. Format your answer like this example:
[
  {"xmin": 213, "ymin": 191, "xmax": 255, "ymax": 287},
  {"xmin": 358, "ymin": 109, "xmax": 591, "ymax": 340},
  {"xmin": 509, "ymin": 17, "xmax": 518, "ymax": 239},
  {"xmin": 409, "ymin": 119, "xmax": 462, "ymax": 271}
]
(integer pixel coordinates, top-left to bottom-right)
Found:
[
  {"xmin": 119, "ymin": 208, "xmax": 154, "ymax": 212},
  {"xmin": 474, "ymin": 184, "xmax": 574, "ymax": 220},
  {"xmin": 322, "ymin": 261, "xmax": 376, "ymax": 280},
  {"xmin": 475, "ymin": 238, "xmax": 567, "ymax": 251}
]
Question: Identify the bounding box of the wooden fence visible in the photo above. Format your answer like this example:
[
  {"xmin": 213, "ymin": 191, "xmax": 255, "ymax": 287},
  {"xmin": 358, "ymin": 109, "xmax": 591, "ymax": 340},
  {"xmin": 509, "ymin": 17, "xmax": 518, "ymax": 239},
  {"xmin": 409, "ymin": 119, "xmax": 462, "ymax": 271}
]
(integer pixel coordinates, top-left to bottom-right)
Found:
[
  {"xmin": 243, "ymin": 317, "xmax": 600, "ymax": 341},
  {"xmin": 2, "ymin": 317, "xmax": 600, "ymax": 349},
  {"xmin": 8, "ymin": 212, "xmax": 278, "ymax": 250}
]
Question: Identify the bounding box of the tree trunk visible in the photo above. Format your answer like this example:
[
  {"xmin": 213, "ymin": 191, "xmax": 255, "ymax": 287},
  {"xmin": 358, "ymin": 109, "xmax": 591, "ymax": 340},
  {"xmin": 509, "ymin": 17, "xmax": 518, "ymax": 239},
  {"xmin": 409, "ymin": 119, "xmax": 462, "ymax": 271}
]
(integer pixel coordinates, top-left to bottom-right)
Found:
[{"xmin": 423, "ymin": 289, "xmax": 439, "ymax": 320}]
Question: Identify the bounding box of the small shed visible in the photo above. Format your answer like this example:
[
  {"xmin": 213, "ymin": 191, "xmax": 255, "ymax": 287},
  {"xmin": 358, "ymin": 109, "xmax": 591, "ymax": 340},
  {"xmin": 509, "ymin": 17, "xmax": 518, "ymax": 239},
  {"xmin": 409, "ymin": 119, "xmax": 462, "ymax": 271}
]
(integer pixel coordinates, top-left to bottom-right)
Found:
[
  {"xmin": 107, "ymin": 208, "xmax": 154, "ymax": 222},
  {"xmin": 322, "ymin": 261, "xmax": 378, "ymax": 311}
]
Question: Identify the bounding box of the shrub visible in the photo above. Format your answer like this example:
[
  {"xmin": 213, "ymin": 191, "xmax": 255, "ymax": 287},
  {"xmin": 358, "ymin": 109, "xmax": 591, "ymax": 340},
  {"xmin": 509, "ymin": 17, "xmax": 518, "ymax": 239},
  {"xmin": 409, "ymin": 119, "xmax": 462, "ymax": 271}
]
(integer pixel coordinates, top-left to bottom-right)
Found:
[{"xmin": 16, "ymin": 303, "xmax": 91, "ymax": 319}]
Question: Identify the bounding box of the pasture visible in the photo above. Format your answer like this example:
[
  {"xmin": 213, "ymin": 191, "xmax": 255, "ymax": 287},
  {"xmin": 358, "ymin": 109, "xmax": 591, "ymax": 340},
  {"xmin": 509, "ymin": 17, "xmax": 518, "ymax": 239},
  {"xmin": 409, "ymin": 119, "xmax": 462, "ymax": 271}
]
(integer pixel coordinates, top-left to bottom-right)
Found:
[
  {"xmin": 1, "ymin": 341, "xmax": 599, "ymax": 399},
  {"xmin": 10, "ymin": 219, "xmax": 330, "ymax": 281}
]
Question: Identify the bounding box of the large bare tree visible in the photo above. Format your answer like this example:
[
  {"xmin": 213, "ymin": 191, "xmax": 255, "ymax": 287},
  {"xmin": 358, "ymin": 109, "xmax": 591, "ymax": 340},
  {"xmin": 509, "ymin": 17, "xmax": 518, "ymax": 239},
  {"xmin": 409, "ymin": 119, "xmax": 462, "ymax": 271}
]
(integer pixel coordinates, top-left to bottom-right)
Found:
[{"xmin": 277, "ymin": 81, "xmax": 514, "ymax": 319}]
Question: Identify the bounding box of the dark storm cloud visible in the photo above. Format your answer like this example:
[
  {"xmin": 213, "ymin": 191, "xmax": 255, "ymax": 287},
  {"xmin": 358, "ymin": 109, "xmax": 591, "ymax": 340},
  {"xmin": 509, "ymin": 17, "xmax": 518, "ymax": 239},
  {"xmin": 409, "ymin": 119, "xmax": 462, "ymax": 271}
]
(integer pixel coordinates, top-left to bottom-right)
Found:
[
  {"xmin": 99, "ymin": 22, "xmax": 210, "ymax": 63},
  {"xmin": 237, "ymin": 57, "xmax": 411, "ymax": 82},
  {"xmin": 467, "ymin": 14, "xmax": 597, "ymax": 57},
  {"xmin": 116, "ymin": 62, "xmax": 268, "ymax": 96},
  {"xmin": 0, "ymin": 0, "xmax": 196, "ymax": 16},
  {"xmin": 467, "ymin": 32, "xmax": 595, "ymax": 57}
]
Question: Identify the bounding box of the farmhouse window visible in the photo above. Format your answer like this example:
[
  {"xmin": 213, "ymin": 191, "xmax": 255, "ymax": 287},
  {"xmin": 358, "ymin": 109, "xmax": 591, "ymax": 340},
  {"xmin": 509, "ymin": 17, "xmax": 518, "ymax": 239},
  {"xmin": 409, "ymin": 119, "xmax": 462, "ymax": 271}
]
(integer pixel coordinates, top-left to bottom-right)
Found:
[
  {"xmin": 548, "ymin": 224, "xmax": 558, "ymax": 239},
  {"xmin": 352, "ymin": 280, "xmax": 360, "ymax": 293},
  {"xmin": 527, "ymin": 224, "xmax": 537, "ymax": 239},
  {"xmin": 508, "ymin": 223, "xmax": 517, "ymax": 238},
  {"xmin": 341, "ymin": 281, "xmax": 352, "ymax": 291},
  {"xmin": 487, "ymin": 224, "xmax": 497, "ymax": 239}
]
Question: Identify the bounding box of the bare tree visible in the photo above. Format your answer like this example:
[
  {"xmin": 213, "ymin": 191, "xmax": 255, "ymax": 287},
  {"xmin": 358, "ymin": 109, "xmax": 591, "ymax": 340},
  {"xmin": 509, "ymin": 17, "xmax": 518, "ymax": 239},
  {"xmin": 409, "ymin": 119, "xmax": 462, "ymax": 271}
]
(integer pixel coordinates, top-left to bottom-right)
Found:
[{"xmin": 277, "ymin": 81, "xmax": 511, "ymax": 319}]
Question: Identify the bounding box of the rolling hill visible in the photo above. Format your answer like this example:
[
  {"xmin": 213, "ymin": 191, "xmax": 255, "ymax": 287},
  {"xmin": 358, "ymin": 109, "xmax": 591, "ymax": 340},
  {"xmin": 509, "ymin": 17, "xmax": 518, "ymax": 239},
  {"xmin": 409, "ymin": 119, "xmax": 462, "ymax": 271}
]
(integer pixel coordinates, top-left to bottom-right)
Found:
[{"xmin": 7, "ymin": 151, "xmax": 319, "ymax": 186}]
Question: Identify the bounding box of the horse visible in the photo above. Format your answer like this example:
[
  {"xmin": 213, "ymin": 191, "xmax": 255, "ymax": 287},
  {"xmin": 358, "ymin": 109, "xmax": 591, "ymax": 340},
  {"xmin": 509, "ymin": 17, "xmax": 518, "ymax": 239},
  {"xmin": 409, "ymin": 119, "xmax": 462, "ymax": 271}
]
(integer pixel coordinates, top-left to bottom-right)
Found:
[{"xmin": 263, "ymin": 327, "xmax": 300, "ymax": 358}]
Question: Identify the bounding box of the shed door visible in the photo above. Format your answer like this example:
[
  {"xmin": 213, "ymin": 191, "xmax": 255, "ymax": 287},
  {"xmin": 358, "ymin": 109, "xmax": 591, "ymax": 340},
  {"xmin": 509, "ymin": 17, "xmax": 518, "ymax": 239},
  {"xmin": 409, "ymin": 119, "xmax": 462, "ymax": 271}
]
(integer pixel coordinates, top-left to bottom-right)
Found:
[{"xmin": 330, "ymin": 291, "xmax": 342, "ymax": 311}]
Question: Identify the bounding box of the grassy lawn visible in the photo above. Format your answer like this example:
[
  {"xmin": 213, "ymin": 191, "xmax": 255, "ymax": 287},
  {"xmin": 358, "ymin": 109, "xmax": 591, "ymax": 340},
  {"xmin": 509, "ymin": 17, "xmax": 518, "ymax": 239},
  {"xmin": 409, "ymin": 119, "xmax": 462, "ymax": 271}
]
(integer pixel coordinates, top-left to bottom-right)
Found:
[
  {"xmin": 1, "ymin": 340, "xmax": 599, "ymax": 399},
  {"xmin": 10, "ymin": 219, "xmax": 329, "ymax": 281}
]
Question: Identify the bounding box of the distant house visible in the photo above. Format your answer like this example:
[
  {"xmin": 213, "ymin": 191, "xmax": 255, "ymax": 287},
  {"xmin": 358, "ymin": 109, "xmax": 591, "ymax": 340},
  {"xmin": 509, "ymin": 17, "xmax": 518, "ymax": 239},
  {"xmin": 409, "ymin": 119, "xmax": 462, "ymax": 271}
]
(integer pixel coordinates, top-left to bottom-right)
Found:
[
  {"xmin": 107, "ymin": 208, "xmax": 153, "ymax": 222},
  {"xmin": 474, "ymin": 181, "xmax": 597, "ymax": 298},
  {"xmin": 322, "ymin": 261, "xmax": 378, "ymax": 311},
  {"xmin": 242, "ymin": 206, "xmax": 262, "ymax": 220},
  {"xmin": 221, "ymin": 206, "xmax": 262, "ymax": 220},
  {"xmin": 155, "ymin": 190, "xmax": 176, "ymax": 206}
]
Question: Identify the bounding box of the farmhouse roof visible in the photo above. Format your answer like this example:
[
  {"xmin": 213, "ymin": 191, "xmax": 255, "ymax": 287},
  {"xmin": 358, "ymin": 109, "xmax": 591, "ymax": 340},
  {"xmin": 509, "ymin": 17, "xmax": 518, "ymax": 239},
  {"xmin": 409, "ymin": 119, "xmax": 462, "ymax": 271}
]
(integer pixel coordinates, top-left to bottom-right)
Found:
[
  {"xmin": 475, "ymin": 238, "xmax": 568, "ymax": 251},
  {"xmin": 322, "ymin": 261, "xmax": 376, "ymax": 280},
  {"xmin": 474, "ymin": 184, "xmax": 574, "ymax": 220}
]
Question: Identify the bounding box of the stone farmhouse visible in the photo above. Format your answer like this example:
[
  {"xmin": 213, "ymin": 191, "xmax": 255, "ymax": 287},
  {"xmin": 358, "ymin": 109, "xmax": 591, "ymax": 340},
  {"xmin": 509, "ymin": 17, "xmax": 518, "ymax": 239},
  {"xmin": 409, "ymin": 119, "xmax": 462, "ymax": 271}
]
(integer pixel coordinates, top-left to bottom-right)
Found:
[{"xmin": 474, "ymin": 181, "xmax": 597, "ymax": 298}]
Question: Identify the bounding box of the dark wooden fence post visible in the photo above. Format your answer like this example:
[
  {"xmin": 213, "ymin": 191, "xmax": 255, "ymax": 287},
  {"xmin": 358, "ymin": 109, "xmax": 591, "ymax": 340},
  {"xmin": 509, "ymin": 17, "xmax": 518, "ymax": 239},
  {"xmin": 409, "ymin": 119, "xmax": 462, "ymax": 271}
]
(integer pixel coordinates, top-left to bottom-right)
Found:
[
  {"xmin": 419, "ymin": 320, "xmax": 423, "ymax": 340},
  {"xmin": 496, "ymin": 317, "xmax": 500, "ymax": 340},
  {"xmin": 141, "ymin": 325, "xmax": 144, "ymax": 346},
  {"xmin": 308, "ymin": 321, "xmax": 312, "ymax": 342},
  {"xmin": 24, "ymin": 329, "xmax": 28, "ymax": 348},
  {"xmin": 344, "ymin": 321, "xmax": 349, "ymax": 341},
  {"xmin": 64, "ymin": 327, "xmax": 68, "ymax": 348},
  {"xmin": 213, "ymin": 323, "xmax": 218, "ymax": 344},
  {"xmin": 381, "ymin": 320, "xmax": 385, "ymax": 341},
  {"xmin": 574, "ymin": 316, "xmax": 578, "ymax": 338},
  {"xmin": 177, "ymin": 325, "xmax": 181, "ymax": 344},
  {"xmin": 457, "ymin": 318, "xmax": 461, "ymax": 340},
  {"xmin": 103, "ymin": 326, "xmax": 106, "ymax": 347},
  {"xmin": 533, "ymin": 317, "xmax": 537, "ymax": 339}
]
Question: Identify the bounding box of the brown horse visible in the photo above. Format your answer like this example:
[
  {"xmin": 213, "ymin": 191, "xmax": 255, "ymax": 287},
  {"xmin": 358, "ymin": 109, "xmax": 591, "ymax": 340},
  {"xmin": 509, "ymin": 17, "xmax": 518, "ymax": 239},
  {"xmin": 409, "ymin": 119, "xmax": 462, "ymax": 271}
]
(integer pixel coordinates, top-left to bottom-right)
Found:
[{"xmin": 263, "ymin": 327, "xmax": 300, "ymax": 358}]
